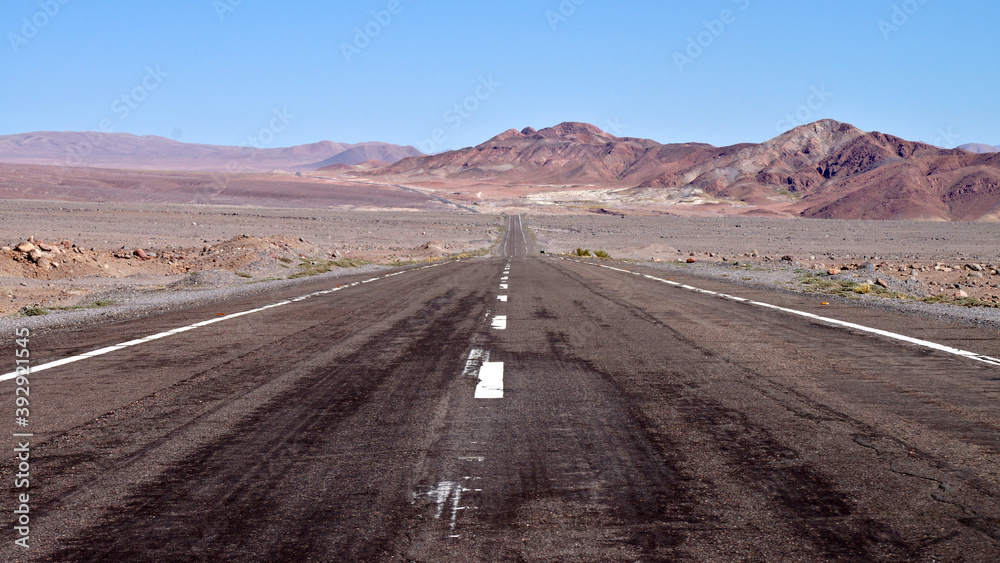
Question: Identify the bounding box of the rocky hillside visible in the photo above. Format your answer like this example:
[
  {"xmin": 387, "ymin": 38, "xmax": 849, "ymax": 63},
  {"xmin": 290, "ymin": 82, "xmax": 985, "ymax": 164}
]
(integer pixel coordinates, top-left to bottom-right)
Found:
[{"xmin": 367, "ymin": 120, "xmax": 1000, "ymax": 221}]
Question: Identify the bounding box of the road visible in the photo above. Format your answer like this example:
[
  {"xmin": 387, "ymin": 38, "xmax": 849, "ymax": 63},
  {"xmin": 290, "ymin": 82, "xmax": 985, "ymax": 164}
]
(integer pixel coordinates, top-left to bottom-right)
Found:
[{"xmin": 2, "ymin": 214, "xmax": 999, "ymax": 561}]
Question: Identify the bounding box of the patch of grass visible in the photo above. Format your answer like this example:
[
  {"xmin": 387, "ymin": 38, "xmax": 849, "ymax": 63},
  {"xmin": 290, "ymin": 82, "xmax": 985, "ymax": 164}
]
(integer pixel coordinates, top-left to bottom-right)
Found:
[
  {"xmin": 20, "ymin": 307, "xmax": 49, "ymax": 316},
  {"xmin": 920, "ymin": 295, "xmax": 1000, "ymax": 308},
  {"xmin": 290, "ymin": 257, "xmax": 372, "ymax": 279},
  {"xmin": 331, "ymin": 258, "xmax": 371, "ymax": 268},
  {"xmin": 277, "ymin": 257, "xmax": 293, "ymax": 264},
  {"xmin": 47, "ymin": 299, "xmax": 117, "ymax": 312},
  {"xmin": 574, "ymin": 248, "xmax": 591, "ymax": 257},
  {"xmin": 593, "ymin": 250, "xmax": 609, "ymax": 259},
  {"xmin": 235, "ymin": 271, "xmax": 253, "ymax": 278},
  {"xmin": 853, "ymin": 283, "xmax": 872, "ymax": 294}
]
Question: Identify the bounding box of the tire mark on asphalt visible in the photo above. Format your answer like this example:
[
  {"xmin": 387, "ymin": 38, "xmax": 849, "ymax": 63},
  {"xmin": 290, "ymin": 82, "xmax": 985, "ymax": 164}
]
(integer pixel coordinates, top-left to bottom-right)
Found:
[{"xmin": 40, "ymin": 288, "xmax": 489, "ymax": 560}]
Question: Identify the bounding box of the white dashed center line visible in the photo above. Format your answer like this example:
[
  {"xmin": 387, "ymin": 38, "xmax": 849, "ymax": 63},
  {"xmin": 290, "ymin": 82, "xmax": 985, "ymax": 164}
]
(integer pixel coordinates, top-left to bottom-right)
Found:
[
  {"xmin": 474, "ymin": 361, "xmax": 504, "ymax": 399},
  {"xmin": 491, "ymin": 315, "xmax": 507, "ymax": 330}
]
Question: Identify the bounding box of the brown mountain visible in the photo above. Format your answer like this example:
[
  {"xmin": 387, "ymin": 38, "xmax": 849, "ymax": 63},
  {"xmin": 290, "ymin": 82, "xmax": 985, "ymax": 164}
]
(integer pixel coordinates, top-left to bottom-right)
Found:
[
  {"xmin": 363, "ymin": 120, "xmax": 1000, "ymax": 221},
  {"xmin": 0, "ymin": 131, "xmax": 421, "ymax": 172}
]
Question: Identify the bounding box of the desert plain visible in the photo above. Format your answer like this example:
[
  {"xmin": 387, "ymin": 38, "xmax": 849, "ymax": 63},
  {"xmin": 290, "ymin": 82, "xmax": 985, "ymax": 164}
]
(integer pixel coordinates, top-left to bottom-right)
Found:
[{"xmin": 3, "ymin": 193, "xmax": 1000, "ymax": 321}]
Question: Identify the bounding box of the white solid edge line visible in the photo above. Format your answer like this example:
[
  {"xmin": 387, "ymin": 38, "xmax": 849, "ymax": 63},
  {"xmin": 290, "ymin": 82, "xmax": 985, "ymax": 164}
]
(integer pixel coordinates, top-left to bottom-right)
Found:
[
  {"xmin": 0, "ymin": 263, "xmax": 448, "ymax": 383},
  {"xmin": 578, "ymin": 259, "xmax": 1000, "ymax": 367},
  {"xmin": 474, "ymin": 361, "xmax": 504, "ymax": 399}
]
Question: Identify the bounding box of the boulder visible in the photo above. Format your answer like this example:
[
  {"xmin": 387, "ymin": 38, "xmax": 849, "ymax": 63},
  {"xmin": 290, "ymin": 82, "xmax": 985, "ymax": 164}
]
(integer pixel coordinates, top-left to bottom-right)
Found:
[
  {"xmin": 15, "ymin": 241, "xmax": 35, "ymax": 253},
  {"xmin": 28, "ymin": 249, "xmax": 43, "ymax": 262},
  {"xmin": 134, "ymin": 248, "xmax": 148, "ymax": 259},
  {"xmin": 686, "ymin": 257, "xmax": 697, "ymax": 264},
  {"xmin": 827, "ymin": 268, "xmax": 841, "ymax": 275},
  {"xmin": 875, "ymin": 278, "xmax": 889, "ymax": 288},
  {"xmin": 37, "ymin": 242, "xmax": 54, "ymax": 251}
]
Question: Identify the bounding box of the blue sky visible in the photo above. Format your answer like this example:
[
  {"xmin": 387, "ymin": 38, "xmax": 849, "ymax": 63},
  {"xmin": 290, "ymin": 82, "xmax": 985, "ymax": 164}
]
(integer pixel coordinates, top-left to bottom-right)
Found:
[{"xmin": 2, "ymin": 0, "xmax": 997, "ymax": 151}]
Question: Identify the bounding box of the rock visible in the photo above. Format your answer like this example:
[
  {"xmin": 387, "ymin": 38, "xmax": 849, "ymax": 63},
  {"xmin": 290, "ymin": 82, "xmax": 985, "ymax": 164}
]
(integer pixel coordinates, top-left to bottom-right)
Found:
[
  {"xmin": 955, "ymin": 290, "xmax": 969, "ymax": 298},
  {"xmin": 134, "ymin": 248, "xmax": 148, "ymax": 259},
  {"xmin": 861, "ymin": 262, "xmax": 876, "ymax": 271},
  {"xmin": 969, "ymin": 272, "xmax": 984, "ymax": 278},
  {"xmin": 875, "ymin": 278, "xmax": 889, "ymax": 288},
  {"xmin": 28, "ymin": 249, "xmax": 43, "ymax": 262},
  {"xmin": 686, "ymin": 257, "xmax": 697, "ymax": 263},
  {"xmin": 827, "ymin": 268, "xmax": 841, "ymax": 275},
  {"xmin": 37, "ymin": 242, "xmax": 55, "ymax": 251},
  {"xmin": 37, "ymin": 258, "xmax": 51, "ymax": 270},
  {"xmin": 749, "ymin": 250, "xmax": 759, "ymax": 257},
  {"xmin": 968, "ymin": 263, "xmax": 984, "ymax": 272},
  {"xmin": 780, "ymin": 255, "xmax": 794, "ymax": 262},
  {"xmin": 28, "ymin": 236, "xmax": 35, "ymax": 244},
  {"xmin": 61, "ymin": 240, "xmax": 72, "ymax": 248},
  {"xmin": 15, "ymin": 241, "xmax": 36, "ymax": 253}
]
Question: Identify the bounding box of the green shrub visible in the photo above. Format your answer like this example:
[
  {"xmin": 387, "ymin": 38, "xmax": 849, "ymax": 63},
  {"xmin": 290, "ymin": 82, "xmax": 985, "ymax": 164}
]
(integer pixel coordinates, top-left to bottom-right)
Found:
[
  {"xmin": 574, "ymin": 248, "xmax": 591, "ymax": 257},
  {"xmin": 593, "ymin": 250, "xmax": 609, "ymax": 259}
]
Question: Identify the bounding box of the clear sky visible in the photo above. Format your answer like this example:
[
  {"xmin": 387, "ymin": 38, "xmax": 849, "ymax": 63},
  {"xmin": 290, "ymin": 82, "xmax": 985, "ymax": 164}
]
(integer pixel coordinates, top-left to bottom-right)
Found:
[{"xmin": 2, "ymin": 0, "xmax": 997, "ymax": 151}]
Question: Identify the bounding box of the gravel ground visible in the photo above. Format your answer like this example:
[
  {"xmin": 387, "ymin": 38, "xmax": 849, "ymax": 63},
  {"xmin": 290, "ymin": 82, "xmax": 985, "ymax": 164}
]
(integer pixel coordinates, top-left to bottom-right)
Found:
[{"xmin": 0, "ymin": 262, "xmax": 391, "ymax": 336}]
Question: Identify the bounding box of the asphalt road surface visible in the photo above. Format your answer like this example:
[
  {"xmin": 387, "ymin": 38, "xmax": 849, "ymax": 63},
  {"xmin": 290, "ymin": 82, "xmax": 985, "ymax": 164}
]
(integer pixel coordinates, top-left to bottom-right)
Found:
[{"xmin": 2, "ymin": 215, "xmax": 999, "ymax": 561}]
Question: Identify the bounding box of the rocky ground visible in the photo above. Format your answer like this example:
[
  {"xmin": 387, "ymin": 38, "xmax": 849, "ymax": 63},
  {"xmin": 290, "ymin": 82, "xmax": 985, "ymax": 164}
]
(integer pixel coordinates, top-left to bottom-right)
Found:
[
  {"xmin": 528, "ymin": 213, "xmax": 1000, "ymax": 325},
  {"xmin": 0, "ymin": 200, "xmax": 500, "ymax": 317}
]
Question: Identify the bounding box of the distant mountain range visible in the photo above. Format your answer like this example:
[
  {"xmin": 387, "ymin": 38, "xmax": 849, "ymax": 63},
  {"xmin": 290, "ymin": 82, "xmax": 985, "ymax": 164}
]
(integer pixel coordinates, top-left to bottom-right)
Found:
[
  {"xmin": 0, "ymin": 131, "xmax": 421, "ymax": 172},
  {"xmin": 362, "ymin": 121, "xmax": 1000, "ymax": 221},
  {"xmin": 2, "ymin": 125, "xmax": 998, "ymax": 221},
  {"xmin": 958, "ymin": 143, "xmax": 1000, "ymax": 154}
]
